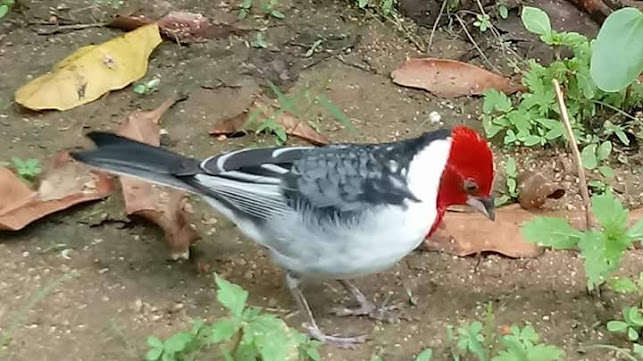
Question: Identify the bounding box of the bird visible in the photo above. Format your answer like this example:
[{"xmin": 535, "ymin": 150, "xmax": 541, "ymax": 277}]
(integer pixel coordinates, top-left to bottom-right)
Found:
[{"xmin": 71, "ymin": 125, "xmax": 495, "ymax": 347}]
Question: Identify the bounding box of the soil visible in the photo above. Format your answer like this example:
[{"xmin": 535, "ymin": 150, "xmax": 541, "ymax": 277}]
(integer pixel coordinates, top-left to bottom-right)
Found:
[{"xmin": 0, "ymin": 0, "xmax": 642, "ymax": 361}]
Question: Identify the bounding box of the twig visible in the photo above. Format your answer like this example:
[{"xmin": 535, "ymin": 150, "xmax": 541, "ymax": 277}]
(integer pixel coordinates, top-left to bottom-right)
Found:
[
  {"xmin": 384, "ymin": 12, "xmax": 427, "ymax": 52},
  {"xmin": 428, "ymin": 0, "xmax": 449, "ymax": 51},
  {"xmin": 591, "ymin": 100, "xmax": 639, "ymax": 121},
  {"xmin": 333, "ymin": 54, "xmax": 375, "ymax": 73},
  {"xmin": 34, "ymin": 22, "xmax": 106, "ymax": 35},
  {"xmin": 454, "ymin": 14, "xmax": 501, "ymax": 73},
  {"xmin": 552, "ymin": 79, "xmax": 594, "ymax": 229}
]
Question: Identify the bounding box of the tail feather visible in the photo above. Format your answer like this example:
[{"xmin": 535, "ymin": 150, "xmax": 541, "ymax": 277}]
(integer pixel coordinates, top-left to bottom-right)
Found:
[{"xmin": 71, "ymin": 132, "xmax": 202, "ymax": 192}]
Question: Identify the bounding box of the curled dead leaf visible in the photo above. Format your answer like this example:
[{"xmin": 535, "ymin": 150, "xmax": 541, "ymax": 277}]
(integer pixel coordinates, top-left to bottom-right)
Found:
[
  {"xmin": 15, "ymin": 24, "xmax": 162, "ymax": 111},
  {"xmin": 0, "ymin": 154, "xmax": 113, "ymax": 231},
  {"xmin": 210, "ymin": 98, "xmax": 329, "ymax": 145},
  {"xmin": 391, "ymin": 58, "xmax": 524, "ymax": 98},
  {"xmin": 116, "ymin": 96, "xmax": 200, "ymax": 260},
  {"xmin": 517, "ymin": 171, "xmax": 565, "ymax": 210}
]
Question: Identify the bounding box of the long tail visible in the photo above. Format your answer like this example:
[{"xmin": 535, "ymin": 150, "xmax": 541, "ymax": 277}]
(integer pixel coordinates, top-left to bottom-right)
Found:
[{"xmin": 70, "ymin": 132, "xmax": 202, "ymax": 192}]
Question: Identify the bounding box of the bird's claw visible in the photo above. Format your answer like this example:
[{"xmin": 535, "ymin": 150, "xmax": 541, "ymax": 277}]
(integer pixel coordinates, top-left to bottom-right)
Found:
[{"xmin": 306, "ymin": 326, "xmax": 368, "ymax": 348}]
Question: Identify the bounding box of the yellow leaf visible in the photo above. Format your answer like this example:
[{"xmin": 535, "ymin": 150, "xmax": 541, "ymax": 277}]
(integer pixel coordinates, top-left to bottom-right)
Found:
[{"xmin": 15, "ymin": 23, "xmax": 162, "ymax": 111}]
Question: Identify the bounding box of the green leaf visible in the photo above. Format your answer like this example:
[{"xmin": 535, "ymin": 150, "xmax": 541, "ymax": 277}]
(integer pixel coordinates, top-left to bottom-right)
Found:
[
  {"xmin": 523, "ymin": 135, "xmax": 542, "ymax": 146},
  {"xmin": 499, "ymin": 5, "xmax": 508, "ymax": 19},
  {"xmin": 358, "ymin": 0, "xmax": 369, "ymax": 8},
  {"xmin": 214, "ymin": 274, "xmax": 248, "ymax": 317},
  {"xmin": 147, "ymin": 336, "xmax": 164, "ymax": 348},
  {"xmin": 521, "ymin": 6, "xmax": 552, "ymax": 36},
  {"xmin": 610, "ymin": 277, "xmax": 638, "ymax": 294},
  {"xmin": 248, "ymin": 315, "xmax": 296, "ymax": 361},
  {"xmin": 633, "ymin": 343, "xmax": 643, "ymax": 357},
  {"xmin": 581, "ymin": 144, "xmax": 597, "ymax": 170},
  {"xmin": 628, "ymin": 327, "xmax": 639, "ymax": 341},
  {"xmin": 505, "ymin": 157, "xmax": 517, "ymax": 177},
  {"xmin": 521, "ymin": 217, "xmax": 582, "ymax": 249},
  {"xmin": 628, "ymin": 219, "xmax": 643, "ymax": 240},
  {"xmin": 241, "ymin": 0, "xmax": 253, "ymax": 8},
  {"xmin": 628, "ymin": 307, "xmax": 643, "ymax": 327},
  {"xmin": 607, "ymin": 320, "xmax": 630, "ymax": 332},
  {"xmin": 578, "ymin": 230, "xmax": 622, "ymax": 289},
  {"xmin": 211, "ymin": 318, "xmax": 240, "ymax": 343},
  {"xmin": 599, "ymin": 166, "xmax": 614, "ymax": 178},
  {"xmin": 145, "ymin": 347, "xmax": 163, "ymax": 361},
  {"xmin": 316, "ymin": 94, "xmax": 354, "ymax": 131},
  {"xmin": 597, "ymin": 141, "xmax": 612, "ymax": 161},
  {"xmin": 483, "ymin": 89, "xmax": 512, "ymax": 113},
  {"xmin": 591, "ymin": 193, "xmax": 629, "ymax": 231},
  {"xmin": 0, "ymin": 5, "xmax": 8, "ymax": 19},
  {"xmin": 415, "ymin": 348, "xmax": 433, "ymax": 361},
  {"xmin": 590, "ymin": 8, "xmax": 643, "ymax": 92},
  {"xmin": 164, "ymin": 332, "xmax": 192, "ymax": 353},
  {"xmin": 270, "ymin": 9, "xmax": 286, "ymax": 18}
]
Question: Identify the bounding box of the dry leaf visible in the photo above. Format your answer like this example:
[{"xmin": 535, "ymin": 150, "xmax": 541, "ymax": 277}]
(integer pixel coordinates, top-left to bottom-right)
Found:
[
  {"xmin": 391, "ymin": 58, "xmax": 524, "ymax": 98},
  {"xmin": 109, "ymin": 12, "xmax": 244, "ymax": 43},
  {"xmin": 15, "ymin": 24, "xmax": 162, "ymax": 111},
  {"xmin": 116, "ymin": 96, "xmax": 200, "ymax": 260},
  {"xmin": 425, "ymin": 205, "xmax": 643, "ymax": 257},
  {"xmin": 0, "ymin": 153, "xmax": 113, "ymax": 231},
  {"xmin": 517, "ymin": 171, "xmax": 565, "ymax": 210},
  {"xmin": 210, "ymin": 98, "xmax": 330, "ymax": 145}
]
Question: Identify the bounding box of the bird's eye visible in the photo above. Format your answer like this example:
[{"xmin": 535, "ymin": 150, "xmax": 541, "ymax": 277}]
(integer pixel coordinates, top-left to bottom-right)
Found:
[{"xmin": 463, "ymin": 179, "xmax": 479, "ymax": 194}]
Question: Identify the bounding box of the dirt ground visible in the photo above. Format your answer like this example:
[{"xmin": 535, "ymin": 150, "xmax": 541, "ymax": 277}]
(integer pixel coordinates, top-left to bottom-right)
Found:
[{"xmin": 1, "ymin": 0, "xmax": 642, "ymax": 360}]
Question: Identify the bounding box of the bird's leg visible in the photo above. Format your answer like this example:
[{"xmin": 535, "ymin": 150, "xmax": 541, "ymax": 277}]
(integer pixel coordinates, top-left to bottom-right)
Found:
[
  {"xmin": 286, "ymin": 273, "xmax": 367, "ymax": 347},
  {"xmin": 331, "ymin": 280, "xmax": 400, "ymax": 322}
]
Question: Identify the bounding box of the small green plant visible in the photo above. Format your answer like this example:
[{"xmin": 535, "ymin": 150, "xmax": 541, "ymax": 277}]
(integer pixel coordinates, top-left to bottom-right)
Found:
[
  {"xmin": 353, "ymin": 0, "xmax": 397, "ymax": 16},
  {"xmin": 415, "ymin": 348, "xmax": 433, "ymax": 361},
  {"xmin": 601, "ymin": 272, "xmax": 643, "ymax": 358},
  {"xmin": 481, "ymin": 7, "xmax": 643, "ymax": 148},
  {"xmin": 133, "ymin": 78, "xmax": 160, "ymax": 95},
  {"xmin": 247, "ymin": 80, "xmax": 352, "ymax": 144},
  {"xmin": 0, "ymin": 0, "xmax": 15, "ymax": 19},
  {"xmin": 145, "ymin": 274, "xmax": 320, "ymax": 361},
  {"xmin": 11, "ymin": 157, "xmax": 42, "ymax": 183},
  {"xmin": 251, "ymin": 33, "xmax": 269, "ymax": 49},
  {"xmin": 495, "ymin": 157, "xmax": 518, "ymax": 206},
  {"xmin": 580, "ymin": 140, "xmax": 614, "ymax": 193},
  {"xmin": 473, "ymin": 13, "xmax": 492, "ymax": 32},
  {"xmin": 522, "ymin": 192, "xmax": 643, "ymax": 290},
  {"xmin": 238, "ymin": 0, "xmax": 285, "ymax": 19}
]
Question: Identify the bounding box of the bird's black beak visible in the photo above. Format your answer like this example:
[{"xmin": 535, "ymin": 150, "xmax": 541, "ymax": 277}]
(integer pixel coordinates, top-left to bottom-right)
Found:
[{"xmin": 466, "ymin": 195, "xmax": 495, "ymax": 221}]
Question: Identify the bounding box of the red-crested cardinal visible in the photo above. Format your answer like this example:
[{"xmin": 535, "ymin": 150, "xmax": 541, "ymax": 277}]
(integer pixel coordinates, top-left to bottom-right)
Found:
[{"xmin": 71, "ymin": 126, "xmax": 495, "ymax": 346}]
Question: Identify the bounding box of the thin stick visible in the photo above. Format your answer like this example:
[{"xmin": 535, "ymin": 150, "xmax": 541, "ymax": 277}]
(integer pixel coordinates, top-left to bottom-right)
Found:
[
  {"xmin": 428, "ymin": 0, "xmax": 449, "ymax": 51},
  {"xmin": 552, "ymin": 79, "xmax": 594, "ymax": 229},
  {"xmin": 592, "ymin": 99, "xmax": 639, "ymax": 121},
  {"xmin": 454, "ymin": 14, "xmax": 500, "ymax": 73}
]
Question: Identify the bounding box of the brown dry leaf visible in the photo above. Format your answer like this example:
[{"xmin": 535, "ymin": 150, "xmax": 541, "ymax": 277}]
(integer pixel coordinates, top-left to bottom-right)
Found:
[
  {"xmin": 517, "ymin": 171, "xmax": 565, "ymax": 210},
  {"xmin": 425, "ymin": 205, "xmax": 643, "ymax": 257},
  {"xmin": 391, "ymin": 58, "xmax": 525, "ymax": 98},
  {"xmin": 0, "ymin": 153, "xmax": 113, "ymax": 231},
  {"xmin": 109, "ymin": 12, "xmax": 244, "ymax": 43},
  {"xmin": 116, "ymin": 96, "xmax": 200, "ymax": 260},
  {"xmin": 210, "ymin": 98, "xmax": 330, "ymax": 145}
]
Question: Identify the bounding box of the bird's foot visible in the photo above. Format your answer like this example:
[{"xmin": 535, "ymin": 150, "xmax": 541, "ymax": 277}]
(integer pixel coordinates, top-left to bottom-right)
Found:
[
  {"xmin": 331, "ymin": 300, "xmax": 400, "ymax": 322},
  {"xmin": 306, "ymin": 326, "xmax": 368, "ymax": 348}
]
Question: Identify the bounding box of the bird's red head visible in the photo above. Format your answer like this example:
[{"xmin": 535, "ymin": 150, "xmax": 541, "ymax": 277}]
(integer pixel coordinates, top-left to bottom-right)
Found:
[{"xmin": 429, "ymin": 126, "xmax": 495, "ymax": 235}]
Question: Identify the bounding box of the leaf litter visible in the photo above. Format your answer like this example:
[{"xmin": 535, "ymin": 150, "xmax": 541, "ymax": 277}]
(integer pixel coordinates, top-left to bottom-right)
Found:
[
  {"xmin": 116, "ymin": 96, "xmax": 200, "ymax": 260},
  {"xmin": 391, "ymin": 58, "xmax": 525, "ymax": 98},
  {"xmin": 0, "ymin": 153, "xmax": 114, "ymax": 231}
]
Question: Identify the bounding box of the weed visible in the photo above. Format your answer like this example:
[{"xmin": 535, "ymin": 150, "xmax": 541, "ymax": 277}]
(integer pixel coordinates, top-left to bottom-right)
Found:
[
  {"xmin": 0, "ymin": 0, "xmax": 14, "ymax": 19},
  {"xmin": 133, "ymin": 78, "xmax": 160, "ymax": 95},
  {"xmin": 251, "ymin": 33, "xmax": 269, "ymax": 49},
  {"xmin": 238, "ymin": 0, "xmax": 285, "ymax": 20},
  {"xmin": 247, "ymin": 79, "xmax": 352, "ymax": 144},
  {"xmin": 521, "ymin": 192, "xmax": 643, "ymax": 290},
  {"xmin": 10, "ymin": 157, "xmax": 42, "ymax": 183},
  {"xmin": 481, "ymin": 7, "xmax": 643, "ymax": 150},
  {"xmin": 473, "ymin": 13, "xmax": 491, "ymax": 32},
  {"xmin": 145, "ymin": 274, "xmax": 320, "ymax": 361},
  {"xmin": 495, "ymin": 156, "xmax": 518, "ymax": 206},
  {"xmin": 446, "ymin": 303, "xmax": 564, "ymax": 361},
  {"xmin": 415, "ymin": 348, "xmax": 433, "ymax": 361}
]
